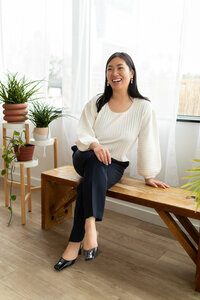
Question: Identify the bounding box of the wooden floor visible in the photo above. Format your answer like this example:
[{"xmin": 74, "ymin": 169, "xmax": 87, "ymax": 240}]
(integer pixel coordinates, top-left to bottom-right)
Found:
[{"xmin": 0, "ymin": 178, "xmax": 200, "ymax": 300}]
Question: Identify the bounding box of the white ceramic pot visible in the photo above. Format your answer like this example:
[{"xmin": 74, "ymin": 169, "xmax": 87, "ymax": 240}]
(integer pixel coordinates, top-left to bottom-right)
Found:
[{"xmin": 33, "ymin": 127, "xmax": 50, "ymax": 141}]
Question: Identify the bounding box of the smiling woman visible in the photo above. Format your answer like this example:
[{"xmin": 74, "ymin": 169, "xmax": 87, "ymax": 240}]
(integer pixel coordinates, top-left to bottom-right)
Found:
[
  {"xmin": 54, "ymin": 51, "xmax": 169, "ymax": 272},
  {"xmin": 96, "ymin": 52, "xmax": 149, "ymax": 113},
  {"xmin": 107, "ymin": 58, "xmax": 133, "ymax": 91}
]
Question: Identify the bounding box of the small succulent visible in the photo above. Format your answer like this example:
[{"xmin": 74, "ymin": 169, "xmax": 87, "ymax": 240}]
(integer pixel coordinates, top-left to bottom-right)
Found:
[{"xmin": 28, "ymin": 101, "xmax": 74, "ymax": 127}]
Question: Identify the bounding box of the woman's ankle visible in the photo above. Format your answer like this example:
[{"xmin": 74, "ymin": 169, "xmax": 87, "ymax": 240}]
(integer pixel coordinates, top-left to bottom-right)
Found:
[
  {"xmin": 85, "ymin": 216, "xmax": 96, "ymax": 231},
  {"xmin": 62, "ymin": 242, "xmax": 81, "ymax": 260},
  {"xmin": 84, "ymin": 229, "xmax": 98, "ymax": 250}
]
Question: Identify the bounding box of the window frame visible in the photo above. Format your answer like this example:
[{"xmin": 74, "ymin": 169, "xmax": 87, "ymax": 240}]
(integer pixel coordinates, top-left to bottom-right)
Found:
[{"xmin": 176, "ymin": 115, "xmax": 200, "ymax": 123}]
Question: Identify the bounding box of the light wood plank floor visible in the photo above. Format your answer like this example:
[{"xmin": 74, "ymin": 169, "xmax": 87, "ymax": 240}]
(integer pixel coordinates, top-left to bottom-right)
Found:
[{"xmin": 0, "ymin": 178, "xmax": 199, "ymax": 300}]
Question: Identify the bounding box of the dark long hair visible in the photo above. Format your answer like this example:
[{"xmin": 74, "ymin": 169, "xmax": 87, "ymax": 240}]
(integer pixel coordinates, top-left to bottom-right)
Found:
[{"xmin": 96, "ymin": 52, "xmax": 149, "ymax": 112}]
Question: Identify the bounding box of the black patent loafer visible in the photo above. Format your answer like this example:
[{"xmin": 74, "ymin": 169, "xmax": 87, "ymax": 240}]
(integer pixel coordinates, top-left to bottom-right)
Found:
[
  {"xmin": 84, "ymin": 247, "xmax": 98, "ymax": 261},
  {"xmin": 54, "ymin": 245, "xmax": 82, "ymax": 271},
  {"xmin": 54, "ymin": 257, "xmax": 76, "ymax": 271}
]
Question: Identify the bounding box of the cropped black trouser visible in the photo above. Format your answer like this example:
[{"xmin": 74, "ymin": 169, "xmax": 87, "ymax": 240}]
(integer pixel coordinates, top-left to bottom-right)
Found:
[{"xmin": 69, "ymin": 145, "xmax": 129, "ymax": 242}]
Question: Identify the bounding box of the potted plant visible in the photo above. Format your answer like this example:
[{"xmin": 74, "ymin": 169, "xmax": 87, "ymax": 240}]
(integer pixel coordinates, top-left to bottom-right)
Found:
[
  {"xmin": 182, "ymin": 159, "xmax": 200, "ymax": 209},
  {"xmin": 1, "ymin": 130, "xmax": 35, "ymax": 225},
  {"xmin": 0, "ymin": 73, "xmax": 43, "ymax": 122},
  {"xmin": 28, "ymin": 101, "xmax": 68, "ymax": 141}
]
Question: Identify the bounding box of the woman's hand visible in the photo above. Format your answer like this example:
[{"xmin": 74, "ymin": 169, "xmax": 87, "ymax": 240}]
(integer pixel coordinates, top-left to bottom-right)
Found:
[
  {"xmin": 145, "ymin": 178, "xmax": 170, "ymax": 189},
  {"xmin": 89, "ymin": 142, "xmax": 111, "ymax": 165}
]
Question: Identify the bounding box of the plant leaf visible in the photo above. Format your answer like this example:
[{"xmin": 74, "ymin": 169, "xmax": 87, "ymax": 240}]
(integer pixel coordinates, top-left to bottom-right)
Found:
[
  {"xmin": 186, "ymin": 169, "xmax": 200, "ymax": 172},
  {"xmin": 181, "ymin": 178, "xmax": 200, "ymax": 187},
  {"xmin": 182, "ymin": 174, "xmax": 200, "ymax": 179},
  {"xmin": 13, "ymin": 131, "xmax": 20, "ymax": 136},
  {"xmin": 1, "ymin": 169, "xmax": 6, "ymax": 175}
]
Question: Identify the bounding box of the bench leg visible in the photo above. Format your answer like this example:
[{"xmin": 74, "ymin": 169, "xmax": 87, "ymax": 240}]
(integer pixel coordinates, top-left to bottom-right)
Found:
[
  {"xmin": 157, "ymin": 209, "xmax": 200, "ymax": 292},
  {"xmin": 41, "ymin": 175, "xmax": 74, "ymax": 229},
  {"xmin": 196, "ymin": 231, "xmax": 200, "ymax": 291},
  {"xmin": 156, "ymin": 210, "xmax": 197, "ymax": 263}
]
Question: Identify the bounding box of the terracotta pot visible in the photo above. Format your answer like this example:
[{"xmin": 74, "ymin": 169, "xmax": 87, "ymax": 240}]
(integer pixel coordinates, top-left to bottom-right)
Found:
[
  {"xmin": 33, "ymin": 127, "xmax": 50, "ymax": 141},
  {"xmin": 14, "ymin": 144, "xmax": 35, "ymax": 161},
  {"xmin": 3, "ymin": 103, "xmax": 28, "ymax": 123}
]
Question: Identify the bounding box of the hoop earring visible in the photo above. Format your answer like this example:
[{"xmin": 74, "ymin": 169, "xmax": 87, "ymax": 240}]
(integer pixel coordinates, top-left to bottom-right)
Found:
[
  {"xmin": 131, "ymin": 78, "xmax": 133, "ymax": 84},
  {"xmin": 107, "ymin": 81, "xmax": 109, "ymax": 87}
]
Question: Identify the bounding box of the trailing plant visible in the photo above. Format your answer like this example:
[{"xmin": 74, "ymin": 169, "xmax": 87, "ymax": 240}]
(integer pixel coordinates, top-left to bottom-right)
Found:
[
  {"xmin": 28, "ymin": 101, "xmax": 73, "ymax": 127},
  {"xmin": 1, "ymin": 130, "xmax": 26, "ymax": 226},
  {"xmin": 182, "ymin": 159, "xmax": 200, "ymax": 209},
  {"xmin": 0, "ymin": 73, "xmax": 43, "ymax": 104}
]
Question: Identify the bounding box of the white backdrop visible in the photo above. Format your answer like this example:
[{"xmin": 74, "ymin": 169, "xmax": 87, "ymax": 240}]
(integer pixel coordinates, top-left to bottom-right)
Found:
[
  {"xmin": 0, "ymin": 0, "xmax": 198, "ymax": 187},
  {"xmin": 63, "ymin": 0, "xmax": 187, "ymax": 186}
]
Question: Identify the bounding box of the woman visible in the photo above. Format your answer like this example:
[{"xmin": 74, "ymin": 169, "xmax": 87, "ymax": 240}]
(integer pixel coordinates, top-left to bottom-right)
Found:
[{"xmin": 54, "ymin": 52, "xmax": 169, "ymax": 271}]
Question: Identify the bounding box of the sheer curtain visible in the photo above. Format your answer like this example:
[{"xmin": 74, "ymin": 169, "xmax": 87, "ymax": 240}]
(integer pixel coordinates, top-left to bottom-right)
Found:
[
  {"xmin": 1, "ymin": 0, "xmax": 50, "ymax": 83},
  {"xmin": 61, "ymin": 0, "xmax": 91, "ymax": 164},
  {"xmin": 0, "ymin": 0, "xmax": 69, "ymax": 164},
  {"xmin": 0, "ymin": 0, "xmax": 188, "ymax": 186},
  {"xmin": 0, "ymin": 0, "xmax": 3, "ymax": 76},
  {"xmin": 63, "ymin": 0, "xmax": 186, "ymax": 186},
  {"xmin": 0, "ymin": 0, "xmax": 4, "ymax": 142}
]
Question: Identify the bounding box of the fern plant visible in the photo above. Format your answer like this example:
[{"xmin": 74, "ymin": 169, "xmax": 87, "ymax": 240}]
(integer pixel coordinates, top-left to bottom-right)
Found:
[
  {"xmin": 182, "ymin": 159, "xmax": 200, "ymax": 209},
  {"xmin": 0, "ymin": 73, "xmax": 42, "ymax": 104}
]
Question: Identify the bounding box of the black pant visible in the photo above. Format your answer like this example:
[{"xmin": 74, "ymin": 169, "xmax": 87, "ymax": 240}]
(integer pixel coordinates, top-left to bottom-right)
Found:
[{"xmin": 69, "ymin": 146, "xmax": 129, "ymax": 242}]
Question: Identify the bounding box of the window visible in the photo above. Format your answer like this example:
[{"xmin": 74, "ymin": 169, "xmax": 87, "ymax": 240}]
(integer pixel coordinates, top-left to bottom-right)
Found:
[{"xmin": 177, "ymin": 0, "xmax": 200, "ymax": 121}]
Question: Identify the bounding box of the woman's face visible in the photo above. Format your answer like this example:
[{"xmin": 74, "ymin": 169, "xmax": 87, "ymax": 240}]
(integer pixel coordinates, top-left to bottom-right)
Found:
[{"xmin": 106, "ymin": 57, "xmax": 134, "ymax": 92}]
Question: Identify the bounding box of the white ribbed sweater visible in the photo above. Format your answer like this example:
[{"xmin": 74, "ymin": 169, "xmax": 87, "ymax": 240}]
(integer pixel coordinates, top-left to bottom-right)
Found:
[{"xmin": 76, "ymin": 95, "xmax": 161, "ymax": 179}]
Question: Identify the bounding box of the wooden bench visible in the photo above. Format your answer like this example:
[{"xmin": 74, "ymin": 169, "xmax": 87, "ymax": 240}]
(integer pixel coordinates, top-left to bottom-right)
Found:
[{"xmin": 41, "ymin": 165, "xmax": 200, "ymax": 292}]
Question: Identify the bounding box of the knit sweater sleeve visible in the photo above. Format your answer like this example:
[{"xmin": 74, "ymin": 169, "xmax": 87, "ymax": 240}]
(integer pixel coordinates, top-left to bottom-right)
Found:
[
  {"xmin": 137, "ymin": 102, "xmax": 161, "ymax": 179},
  {"xmin": 76, "ymin": 96, "xmax": 99, "ymax": 151}
]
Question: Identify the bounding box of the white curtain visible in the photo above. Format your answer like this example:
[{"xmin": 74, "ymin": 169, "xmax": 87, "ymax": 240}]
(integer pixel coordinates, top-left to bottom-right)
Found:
[
  {"xmin": 0, "ymin": 0, "xmax": 4, "ymax": 143},
  {"xmin": 0, "ymin": 0, "xmax": 67, "ymax": 160},
  {"xmin": 0, "ymin": 0, "xmax": 3, "ymax": 76},
  {"xmin": 61, "ymin": 0, "xmax": 91, "ymax": 164},
  {"xmin": 1, "ymin": 0, "xmax": 50, "ymax": 83},
  {"xmin": 0, "ymin": 0, "xmax": 191, "ymax": 186},
  {"xmin": 63, "ymin": 0, "xmax": 186, "ymax": 185}
]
